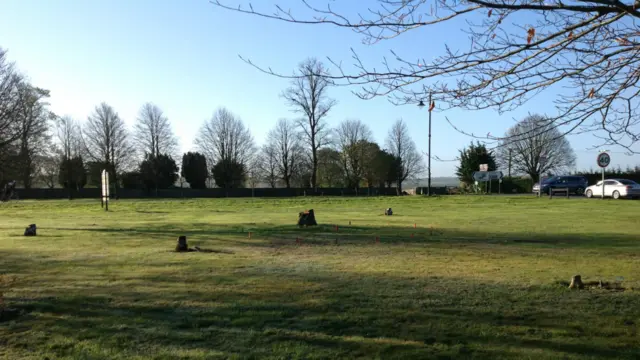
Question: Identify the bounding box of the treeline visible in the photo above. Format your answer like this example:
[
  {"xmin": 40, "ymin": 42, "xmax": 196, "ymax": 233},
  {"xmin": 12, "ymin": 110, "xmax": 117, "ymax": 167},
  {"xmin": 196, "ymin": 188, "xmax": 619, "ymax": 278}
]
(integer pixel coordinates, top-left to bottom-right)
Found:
[
  {"xmin": 574, "ymin": 166, "xmax": 640, "ymax": 184},
  {"xmin": 0, "ymin": 50, "xmax": 425, "ymax": 197}
]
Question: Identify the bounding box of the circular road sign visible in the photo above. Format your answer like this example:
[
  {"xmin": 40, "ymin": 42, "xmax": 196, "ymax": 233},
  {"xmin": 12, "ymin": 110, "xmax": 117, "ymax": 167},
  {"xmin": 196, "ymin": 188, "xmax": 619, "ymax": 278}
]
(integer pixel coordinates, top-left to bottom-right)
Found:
[{"xmin": 597, "ymin": 152, "xmax": 611, "ymax": 168}]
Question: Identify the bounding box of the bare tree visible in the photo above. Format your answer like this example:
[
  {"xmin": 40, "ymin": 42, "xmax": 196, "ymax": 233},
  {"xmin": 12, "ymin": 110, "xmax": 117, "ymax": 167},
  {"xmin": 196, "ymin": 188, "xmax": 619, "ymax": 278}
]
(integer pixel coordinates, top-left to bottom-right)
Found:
[
  {"xmin": 334, "ymin": 119, "xmax": 373, "ymax": 188},
  {"xmin": 195, "ymin": 107, "xmax": 255, "ymax": 167},
  {"xmin": 213, "ymin": 1, "xmax": 640, "ymax": 152},
  {"xmin": 257, "ymin": 144, "xmax": 279, "ymax": 188},
  {"xmin": 37, "ymin": 150, "xmax": 60, "ymax": 189},
  {"xmin": 386, "ymin": 119, "xmax": 424, "ymax": 194},
  {"xmin": 0, "ymin": 48, "xmax": 23, "ymax": 153},
  {"xmin": 245, "ymin": 156, "xmax": 262, "ymax": 193},
  {"xmin": 0, "ymin": 48, "xmax": 24, "ymax": 185},
  {"xmin": 267, "ymin": 118, "xmax": 302, "ymax": 188},
  {"xmin": 57, "ymin": 116, "xmax": 82, "ymax": 161},
  {"xmin": 134, "ymin": 103, "xmax": 179, "ymax": 159},
  {"xmin": 14, "ymin": 84, "xmax": 52, "ymax": 189},
  {"xmin": 56, "ymin": 116, "xmax": 83, "ymax": 197},
  {"xmin": 283, "ymin": 58, "xmax": 336, "ymax": 188},
  {"xmin": 82, "ymin": 103, "xmax": 134, "ymax": 193},
  {"xmin": 317, "ymin": 147, "xmax": 343, "ymax": 187},
  {"xmin": 497, "ymin": 114, "xmax": 576, "ymax": 182}
]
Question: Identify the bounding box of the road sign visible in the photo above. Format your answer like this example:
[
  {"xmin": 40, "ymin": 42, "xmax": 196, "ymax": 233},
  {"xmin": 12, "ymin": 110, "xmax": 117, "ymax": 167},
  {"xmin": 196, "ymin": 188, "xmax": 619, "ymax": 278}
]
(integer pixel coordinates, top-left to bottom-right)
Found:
[
  {"xmin": 473, "ymin": 171, "xmax": 503, "ymax": 182},
  {"xmin": 597, "ymin": 152, "xmax": 610, "ymax": 168},
  {"xmin": 479, "ymin": 164, "xmax": 488, "ymax": 172}
]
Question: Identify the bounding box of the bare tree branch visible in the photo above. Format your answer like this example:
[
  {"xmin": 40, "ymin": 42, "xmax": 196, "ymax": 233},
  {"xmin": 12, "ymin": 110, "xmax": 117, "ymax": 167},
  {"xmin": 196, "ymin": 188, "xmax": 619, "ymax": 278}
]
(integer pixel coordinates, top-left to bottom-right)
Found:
[{"xmin": 212, "ymin": 0, "xmax": 640, "ymax": 151}]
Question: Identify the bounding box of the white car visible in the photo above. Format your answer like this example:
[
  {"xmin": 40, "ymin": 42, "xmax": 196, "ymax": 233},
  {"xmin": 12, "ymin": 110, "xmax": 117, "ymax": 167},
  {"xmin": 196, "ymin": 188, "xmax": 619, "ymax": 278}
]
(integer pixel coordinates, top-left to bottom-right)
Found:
[{"xmin": 585, "ymin": 179, "xmax": 640, "ymax": 199}]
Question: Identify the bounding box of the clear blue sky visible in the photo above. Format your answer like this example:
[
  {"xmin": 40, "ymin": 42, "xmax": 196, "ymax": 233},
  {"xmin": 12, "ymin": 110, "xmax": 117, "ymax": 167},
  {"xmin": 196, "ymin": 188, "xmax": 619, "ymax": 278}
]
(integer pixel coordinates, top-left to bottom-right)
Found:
[{"xmin": 1, "ymin": 0, "xmax": 638, "ymax": 176}]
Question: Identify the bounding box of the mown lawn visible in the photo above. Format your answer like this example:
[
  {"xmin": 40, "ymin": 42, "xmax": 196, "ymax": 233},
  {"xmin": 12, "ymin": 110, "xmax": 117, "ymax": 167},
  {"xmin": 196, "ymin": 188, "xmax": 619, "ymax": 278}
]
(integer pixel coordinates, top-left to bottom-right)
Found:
[{"xmin": 0, "ymin": 196, "xmax": 639, "ymax": 359}]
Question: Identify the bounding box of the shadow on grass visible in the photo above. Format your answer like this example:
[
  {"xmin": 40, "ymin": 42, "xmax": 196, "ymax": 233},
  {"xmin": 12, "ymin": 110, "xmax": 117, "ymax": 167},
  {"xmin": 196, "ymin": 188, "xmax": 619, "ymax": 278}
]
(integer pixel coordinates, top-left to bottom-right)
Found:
[
  {"xmin": 2, "ymin": 254, "xmax": 639, "ymax": 359},
  {"xmin": 26, "ymin": 221, "xmax": 640, "ymax": 250}
]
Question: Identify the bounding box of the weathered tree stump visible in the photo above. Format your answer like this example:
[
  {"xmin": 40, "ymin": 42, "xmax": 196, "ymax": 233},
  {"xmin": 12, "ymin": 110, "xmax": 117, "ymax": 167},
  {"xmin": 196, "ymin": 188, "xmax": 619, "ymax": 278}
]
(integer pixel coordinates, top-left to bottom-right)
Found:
[
  {"xmin": 23, "ymin": 224, "xmax": 36, "ymax": 236},
  {"xmin": 384, "ymin": 208, "xmax": 393, "ymax": 216},
  {"xmin": 569, "ymin": 275, "xmax": 584, "ymax": 289},
  {"xmin": 297, "ymin": 209, "xmax": 318, "ymax": 227},
  {"xmin": 175, "ymin": 236, "xmax": 188, "ymax": 252}
]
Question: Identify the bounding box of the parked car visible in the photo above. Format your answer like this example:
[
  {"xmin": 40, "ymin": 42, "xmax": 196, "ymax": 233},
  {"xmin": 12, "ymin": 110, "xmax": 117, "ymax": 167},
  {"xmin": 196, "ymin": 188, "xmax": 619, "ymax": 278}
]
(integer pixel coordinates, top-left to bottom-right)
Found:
[
  {"xmin": 585, "ymin": 179, "xmax": 640, "ymax": 199},
  {"xmin": 532, "ymin": 176, "xmax": 589, "ymax": 195}
]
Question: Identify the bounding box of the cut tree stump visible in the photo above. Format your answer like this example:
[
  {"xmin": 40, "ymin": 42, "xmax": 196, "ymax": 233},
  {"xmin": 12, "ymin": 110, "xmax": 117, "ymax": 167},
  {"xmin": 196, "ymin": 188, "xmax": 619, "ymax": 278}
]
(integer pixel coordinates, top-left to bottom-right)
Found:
[
  {"xmin": 297, "ymin": 209, "xmax": 318, "ymax": 227},
  {"xmin": 176, "ymin": 236, "xmax": 188, "ymax": 252},
  {"xmin": 569, "ymin": 275, "xmax": 584, "ymax": 289},
  {"xmin": 23, "ymin": 224, "xmax": 36, "ymax": 236}
]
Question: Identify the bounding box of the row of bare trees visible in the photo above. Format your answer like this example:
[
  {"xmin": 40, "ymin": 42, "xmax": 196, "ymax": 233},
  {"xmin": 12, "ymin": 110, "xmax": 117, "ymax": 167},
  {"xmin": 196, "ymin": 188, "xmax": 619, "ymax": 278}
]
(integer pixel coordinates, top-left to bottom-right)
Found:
[
  {"xmin": 2, "ymin": 48, "xmax": 425, "ymax": 192},
  {"xmin": 193, "ymin": 58, "xmax": 425, "ymax": 192},
  {"xmin": 1, "ymin": 48, "xmax": 183, "ymax": 194},
  {"xmin": 247, "ymin": 115, "xmax": 424, "ymax": 192}
]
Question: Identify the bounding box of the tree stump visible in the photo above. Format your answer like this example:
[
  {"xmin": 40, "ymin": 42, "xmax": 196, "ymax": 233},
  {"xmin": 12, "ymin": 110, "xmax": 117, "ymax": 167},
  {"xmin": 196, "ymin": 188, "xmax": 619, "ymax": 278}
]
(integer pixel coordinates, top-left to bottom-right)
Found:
[
  {"xmin": 384, "ymin": 208, "xmax": 393, "ymax": 216},
  {"xmin": 569, "ymin": 275, "xmax": 584, "ymax": 289},
  {"xmin": 176, "ymin": 236, "xmax": 188, "ymax": 252},
  {"xmin": 297, "ymin": 209, "xmax": 317, "ymax": 227},
  {"xmin": 23, "ymin": 224, "xmax": 36, "ymax": 236}
]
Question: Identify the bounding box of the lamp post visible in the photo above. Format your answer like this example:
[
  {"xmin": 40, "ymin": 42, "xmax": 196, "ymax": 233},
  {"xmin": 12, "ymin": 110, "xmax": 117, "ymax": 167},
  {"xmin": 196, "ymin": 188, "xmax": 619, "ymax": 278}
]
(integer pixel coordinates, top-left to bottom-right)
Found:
[{"xmin": 417, "ymin": 92, "xmax": 432, "ymax": 196}]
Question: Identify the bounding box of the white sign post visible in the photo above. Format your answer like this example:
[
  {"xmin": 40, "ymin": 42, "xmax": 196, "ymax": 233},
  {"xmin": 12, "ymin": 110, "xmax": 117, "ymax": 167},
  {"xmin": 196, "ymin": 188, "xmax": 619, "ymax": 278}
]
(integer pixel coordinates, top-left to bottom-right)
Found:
[
  {"xmin": 538, "ymin": 154, "xmax": 547, "ymax": 197},
  {"xmin": 597, "ymin": 152, "xmax": 610, "ymax": 200},
  {"xmin": 101, "ymin": 169, "xmax": 109, "ymax": 211}
]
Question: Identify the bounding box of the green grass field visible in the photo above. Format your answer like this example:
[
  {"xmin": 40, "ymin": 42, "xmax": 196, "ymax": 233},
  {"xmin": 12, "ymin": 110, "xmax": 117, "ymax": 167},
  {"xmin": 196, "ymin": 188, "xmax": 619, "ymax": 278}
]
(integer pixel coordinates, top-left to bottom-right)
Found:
[{"xmin": 1, "ymin": 196, "xmax": 639, "ymax": 359}]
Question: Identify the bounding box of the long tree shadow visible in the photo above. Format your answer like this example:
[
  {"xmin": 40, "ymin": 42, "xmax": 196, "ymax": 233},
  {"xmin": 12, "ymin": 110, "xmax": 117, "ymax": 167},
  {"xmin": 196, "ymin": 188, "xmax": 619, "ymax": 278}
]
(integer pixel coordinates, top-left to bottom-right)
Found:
[
  {"xmin": 34, "ymin": 221, "xmax": 640, "ymax": 250},
  {"xmin": 2, "ymin": 251, "xmax": 639, "ymax": 359}
]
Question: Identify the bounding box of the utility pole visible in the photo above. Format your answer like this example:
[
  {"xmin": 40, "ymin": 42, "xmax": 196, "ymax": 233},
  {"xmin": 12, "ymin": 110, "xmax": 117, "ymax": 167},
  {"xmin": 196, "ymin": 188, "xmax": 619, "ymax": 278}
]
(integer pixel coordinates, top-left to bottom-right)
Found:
[
  {"xmin": 427, "ymin": 91, "xmax": 432, "ymax": 197},
  {"xmin": 417, "ymin": 92, "xmax": 433, "ymax": 196}
]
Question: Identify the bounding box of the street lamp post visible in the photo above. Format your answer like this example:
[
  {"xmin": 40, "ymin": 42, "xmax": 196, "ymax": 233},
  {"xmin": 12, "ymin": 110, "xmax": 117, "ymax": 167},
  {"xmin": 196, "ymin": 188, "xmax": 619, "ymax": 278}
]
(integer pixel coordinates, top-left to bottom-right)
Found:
[{"xmin": 418, "ymin": 93, "xmax": 432, "ymax": 196}]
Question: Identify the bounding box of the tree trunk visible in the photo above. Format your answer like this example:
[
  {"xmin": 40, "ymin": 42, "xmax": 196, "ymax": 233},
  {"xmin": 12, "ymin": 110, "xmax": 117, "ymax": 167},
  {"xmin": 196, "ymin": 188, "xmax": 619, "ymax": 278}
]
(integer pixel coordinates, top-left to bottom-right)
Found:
[
  {"xmin": 113, "ymin": 168, "xmax": 119, "ymax": 200},
  {"xmin": 311, "ymin": 149, "xmax": 318, "ymax": 189},
  {"xmin": 68, "ymin": 158, "xmax": 73, "ymax": 200}
]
